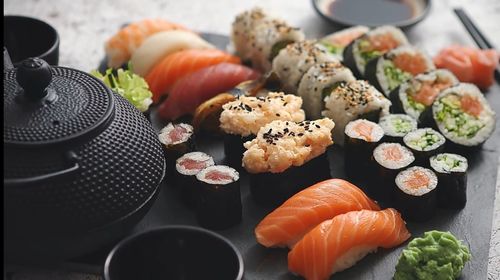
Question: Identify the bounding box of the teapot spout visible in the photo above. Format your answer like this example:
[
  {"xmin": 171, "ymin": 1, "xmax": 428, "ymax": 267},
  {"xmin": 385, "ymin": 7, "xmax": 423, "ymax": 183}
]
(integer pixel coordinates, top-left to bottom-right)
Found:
[{"xmin": 4, "ymin": 47, "xmax": 14, "ymax": 71}]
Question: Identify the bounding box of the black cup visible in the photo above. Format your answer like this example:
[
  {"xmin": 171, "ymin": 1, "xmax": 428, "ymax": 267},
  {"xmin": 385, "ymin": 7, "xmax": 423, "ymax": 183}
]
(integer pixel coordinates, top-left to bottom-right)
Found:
[
  {"xmin": 104, "ymin": 226, "xmax": 244, "ymax": 280},
  {"xmin": 4, "ymin": 15, "xmax": 60, "ymax": 66}
]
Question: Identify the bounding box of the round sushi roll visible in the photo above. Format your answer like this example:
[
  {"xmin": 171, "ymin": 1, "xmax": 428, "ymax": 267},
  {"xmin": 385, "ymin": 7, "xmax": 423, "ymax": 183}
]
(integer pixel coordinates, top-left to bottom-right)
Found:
[
  {"xmin": 403, "ymin": 128, "xmax": 446, "ymax": 166},
  {"xmin": 243, "ymin": 119, "xmax": 334, "ymax": 206},
  {"xmin": 344, "ymin": 119, "xmax": 384, "ymax": 183},
  {"xmin": 195, "ymin": 165, "xmax": 241, "ymax": 230},
  {"xmin": 175, "ymin": 152, "xmax": 215, "ymax": 207},
  {"xmin": 379, "ymin": 114, "xmax": 417, "ymax": 143},
  {"xmin": 419, "ymin": 83, "xmax": 496, "ymax": 150},
  {"xmin": 219, "ymin": 92, "xmax": 305, "ymax": 168},
  {"xmin": 394, "ymin": 166, "xmax": 438, "ymax": 222},
  {"xmin": 343, "ymin": 25, "xmax": 409, "ymax": 78},
  {"xmin": 319, "ymin": 25, "xmax": 370, "ymax": 61},
  {"xmin": 322, "ymin": 80, "xmax": 391, "ymax": 145},
  {"xmin": 430, "ymin": 153, "xmax": 468, "ymax": 210},
  {"xmin": 365, "ymin": 46, "xmax": 436, "ymax": 96},
  {"xmin": 158, "ymin": 122, "xmax": 196, "ymax": 177},
  {"xmin": 271, "ymin": 40, "xmax": 340, "ymax": 94},
  {"xmin": 371, "ymin": 143, "xmax": 415, "ymax": 201},
  {"xmin": 248, "ymin": 18, "xmax": 305, "ymax": 72},
  {"xmin": 297, "ymin": 62, "xmax": 356, "ymax": 119},
  {"xmin": 230, "ymin": 7, "xmax": 269, "ymax": 62},
  {"xmin": 390, "ymin": 69, "xmax": 459, "ymax": 120}
]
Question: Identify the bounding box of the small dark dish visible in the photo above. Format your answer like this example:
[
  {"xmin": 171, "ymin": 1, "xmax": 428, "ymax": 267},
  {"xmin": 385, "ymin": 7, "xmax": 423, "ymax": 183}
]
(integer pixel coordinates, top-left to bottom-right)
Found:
[
  {"xmin": 4, "ymin": 15, "xmax": 60, "ymax": 65},
  {"xmin": 104, "ymin": 226, "xmax": 244, "ymax": 280},
  {"xmin": 312, "ymin": 0, "xmax": 431, "ymax": 29}
]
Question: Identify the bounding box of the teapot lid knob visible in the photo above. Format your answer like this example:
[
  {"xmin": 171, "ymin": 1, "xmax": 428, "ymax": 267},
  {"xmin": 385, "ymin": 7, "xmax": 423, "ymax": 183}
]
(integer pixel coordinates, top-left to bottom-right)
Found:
[{"xmin": 16, "ymin": 58, "xmax": 53, "ymax": 100}]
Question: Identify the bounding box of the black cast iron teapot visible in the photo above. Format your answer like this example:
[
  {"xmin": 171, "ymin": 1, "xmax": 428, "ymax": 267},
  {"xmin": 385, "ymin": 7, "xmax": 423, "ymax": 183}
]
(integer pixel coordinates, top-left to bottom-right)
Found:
[{"xmin": 3, "ymin": 49, "xmax": 166, "ymax": 263}]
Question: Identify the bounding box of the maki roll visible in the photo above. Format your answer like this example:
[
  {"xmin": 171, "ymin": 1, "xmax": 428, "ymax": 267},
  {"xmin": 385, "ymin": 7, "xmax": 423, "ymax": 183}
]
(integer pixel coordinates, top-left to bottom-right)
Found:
[
  {"xmin": 243, "ymin": 119, "xmax": 335, "ymax": 206},
  {"xmin": 365, "ymin": 46, "xmax": 435, "ymax": 96},
  {"xmin": 322, "ymin": 80, "xmax": 391, "ymax": 145},
  {"xmin": 344, "ymin": 119, "xmax": 384, "ymax": 182},
  {"xmin": 319, "ymin": 25, "xmax": 370, "ymax": 60},
  {"xmin": 195, "ymin": 165, "xmax": 241, "ymax": 230},
  {"xmin": 297, "ymin": 62, "xmax": 356, "ymax": 119},
  {"xmin": 343, "ymin": 25, "xmax": 409, "ymax": 78},
  {"xmin": 371, "ymin": 143, "xmax": 415, "ymax": 201},
  {"xmin": 231, "ymin": 7, "xmax": 269, "ymax": 62},
  {"xmin": 420, "ymin": 83, "xmax": 496, "ymax": 150},
  {"xmin": 379, "ymin": 114, "xmax": 417, "ymax": 143},
  {"xmin": 219, "ymin": 92, "xmax": 305, "ymax": 168},
  {"xmin": 272, "ymin": 40, "xmax": 340, "ymax": 94},
  {"xmin": 394, "ymin": 166, "xmax": 438, "ymax": 222},
  {"xmin": 390, "ymin": 69, "xmax": 459, "ymax": 120},
  {"xmin": 158, "ymin": 123, "xmax": 195, "ymax": 176},
  {"xmin": 430, "ymin": 153, "xmax": 468, "ymax": 210},
  {"xmin": 403, "ymin": 128, "xmax": 446, "ymax": 166},
  {"xmin": 175, "ymin": 152, "xmax": 215, "ymax": 207}
]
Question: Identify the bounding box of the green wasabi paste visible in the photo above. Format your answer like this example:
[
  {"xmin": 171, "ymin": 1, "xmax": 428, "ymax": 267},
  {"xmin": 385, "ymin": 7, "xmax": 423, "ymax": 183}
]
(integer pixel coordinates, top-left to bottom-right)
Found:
[{"xmin": 394, "ymin": 230, "xmax": 471, "ymax": 280}]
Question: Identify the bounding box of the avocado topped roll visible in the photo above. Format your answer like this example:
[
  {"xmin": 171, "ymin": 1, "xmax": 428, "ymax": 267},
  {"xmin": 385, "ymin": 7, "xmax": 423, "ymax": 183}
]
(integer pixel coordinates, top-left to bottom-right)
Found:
[
  {"xmin": 365, "ymin": 46, "xmax": 436, "ymax": 96},
  {"xmin": 379, "ymin": 114, "xmax": 417, "ymax": 143},
  {"xmin": 343, "ymin": 25, "xmax": 409, "ymax": 77},
  {"xmin": 220, "ymin": 92, "xmax": 305, "ymax": 167},
  {"xmin": 322, "ymin": 80, "xmax": 391, "ymax": 145},
  {"xmin": 297, "ymin": 62, "xmax": 355, "ymax": 119},
  {"xmin": 420, "ymin": 83, "xmax": 496, "ymax": 149},
  {"xmin": 272, "ymin": 40, "xmax": 340, "ymax": 94},
  {"xmin": 429, "ymin": 153, "xmax": 468, "ymax": 210},
  {"xmin": 319, "ymin": 25, "xmax": 370, "ymax": 60},
  {"xmin": 243, "ymin": 118, "xmax": 334, "ymax": 205},
  {"xmin": 403, "ymin": 128, "xmax": 446, "ymax": 166},
  {"xmin": 390, "ymin": 69, "xmax": 459, "ymax": 120}
]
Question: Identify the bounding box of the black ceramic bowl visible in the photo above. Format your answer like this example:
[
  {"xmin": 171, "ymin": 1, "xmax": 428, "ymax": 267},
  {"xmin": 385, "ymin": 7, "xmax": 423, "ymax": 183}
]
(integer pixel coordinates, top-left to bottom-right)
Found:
[
  {"xmin": 312, "ymin": 0, "xmax": 431, "ymax": 29},
  {"xmin": 4, "ymin": 15, "xmax": 60, "ymax": 65},
  {"xmin": 104, "ymin": 226, "xmax": 244, "ymax": 280}
]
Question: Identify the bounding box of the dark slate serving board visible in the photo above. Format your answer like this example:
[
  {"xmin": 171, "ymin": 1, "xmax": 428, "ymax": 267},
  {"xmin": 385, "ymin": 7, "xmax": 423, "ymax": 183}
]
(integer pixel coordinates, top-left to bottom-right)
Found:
[{"xmin": 90, "ymin": 33, "xmax": 500, "ymax": 279}]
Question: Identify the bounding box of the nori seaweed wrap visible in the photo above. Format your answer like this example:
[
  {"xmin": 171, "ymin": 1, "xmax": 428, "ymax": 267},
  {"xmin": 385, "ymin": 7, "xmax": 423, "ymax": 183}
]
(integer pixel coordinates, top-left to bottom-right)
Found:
[{"xmin": 430, "ymin": 153, "xmax": 468, "ymax": 210}]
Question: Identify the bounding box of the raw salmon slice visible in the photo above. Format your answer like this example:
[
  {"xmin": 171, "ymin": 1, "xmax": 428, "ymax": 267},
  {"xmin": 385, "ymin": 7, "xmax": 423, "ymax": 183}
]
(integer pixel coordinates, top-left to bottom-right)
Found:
[
  {"xmin": 460, "ymin": 95, "xmax": 483, "ymax": 117},
  {"xmin": 254, "ymin": 179, "xmax": 380, "ymax": 248},
  {"xmin": 393, "ymin": 53, "xmax": 430, "ymax": 76},
  {"xmin": 288, "ymin": 208, "xmax": 410, "ymax": 280},
  {"xmin": 146, "ymin": 49, "xmax": 241, "ymax": 103}
]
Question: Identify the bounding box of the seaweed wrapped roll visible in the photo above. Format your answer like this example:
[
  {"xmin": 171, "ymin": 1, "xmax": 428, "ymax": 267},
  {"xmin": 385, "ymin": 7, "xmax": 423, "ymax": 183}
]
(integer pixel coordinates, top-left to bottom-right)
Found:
[
  {"xmin": 365, "ymin": 46, "xmax": 435, "ymax": 96},
  {"xmin": 403, "ymin": 128, "xmax": 446, "ymax": 166},
  {"xmin": 430, "ymin": 153, "xmax": 468, "ymax": 210},
  {"xmin": 319, "ymin": 25, "xmax": 370, "ymax": 60},
  {"xmin": 175, "ymin": 152, "xmax": 215, "ymax": 207},
  {"xmin": 390, "ymin": 69, "xmax": 458, "ymax": 120},
  {"xmin": 158, "ymin": 122, "xmax": 195, "ymax": 176},
  {"xmin": 220, "ymin": 92, "xmax": 305, "ymax": 167},
  {"xmin": 196, "ymin": 165, "xmax": 241, "ymax": 230},
  {"xmin": 394, "ymin": 166, "xmax": 438, "ymax": 222},
  {"xmin": 379, "ymin": 114, "xmax": 417, "ymax": 143},
  {"xmin": 420, "ymin": 83, "xmax": 496, "ymax": 150},
  {"xmin": 243, "ymin": 118, "xmax": 334, "ymax": 205},
  {"xmin": 322, "ymin": 80, "xmax": 391, "ymax": 145}
]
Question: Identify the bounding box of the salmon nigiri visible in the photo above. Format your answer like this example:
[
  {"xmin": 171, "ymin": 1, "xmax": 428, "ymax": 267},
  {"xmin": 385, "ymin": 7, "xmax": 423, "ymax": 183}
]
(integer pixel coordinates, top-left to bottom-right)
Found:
[
  {"xmin": 288, "ymin": 208, "xmax": 411, "ymax": 280},
  {"xmin": 105, "ymin": 19, "xmax": 190, "ymax": 68},
  {"xmin": 146, "ymin": 49, "xmax": 241, "ymax": 103},
  {"xmin": 255, "ymin": 179, "xmax": 380, "ymax": 248},
  {"xmin": 158, "ymin": 63, "xmax": 260, "ymax": 120}
]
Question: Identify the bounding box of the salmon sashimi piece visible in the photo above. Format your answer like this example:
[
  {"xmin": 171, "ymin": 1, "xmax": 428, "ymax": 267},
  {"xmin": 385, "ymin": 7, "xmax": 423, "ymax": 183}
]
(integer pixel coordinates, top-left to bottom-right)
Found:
[
  {"xmin": 434, "ymin": 45, "xmax": 499, "ymax": 89},
  {"xmin": 393, "ymin": 53, "xmax": 430, "ymax": 76},
  {"xmin": 147, "ymin": 50, "xmax": 242, "ymax": 103},
  {"xmin": 288, "ymin": 208, "xmax": 410, "ymax": 280},
  {"xmin": 105, "ymin": 19, "xmax": 190, "ymax": 68},
  {"xmin": 411, "ymin": 78, "xmax": 454, "ymax": 106},
  {"xmin": 254, "ymin": 179, "xmax": 380, "ymax": 248},
  {"xmin": 353, "ymin": 121, "xmax": 374, "ymax": 141},
  {"xmin": 460, "ymin": 95, "xmax": 483, "ymax": 117},
  {"xmin": 158, "ymin": 63, "xmax": 259, "ymax": 120}
]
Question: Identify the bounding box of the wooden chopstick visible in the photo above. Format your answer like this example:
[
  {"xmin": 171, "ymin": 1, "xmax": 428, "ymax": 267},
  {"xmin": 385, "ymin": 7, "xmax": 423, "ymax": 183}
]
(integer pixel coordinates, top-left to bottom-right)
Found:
[{"xmin": 453, "ymin": 8, "xmax": 500, "ymax": 84}]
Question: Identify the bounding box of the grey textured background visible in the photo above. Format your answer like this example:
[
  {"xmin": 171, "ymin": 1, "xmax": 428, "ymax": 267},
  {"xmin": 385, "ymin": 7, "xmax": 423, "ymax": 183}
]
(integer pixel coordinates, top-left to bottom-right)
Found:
[{"xmin": 4, "ymin": 0, "xmax": 500, "ymax": 279}]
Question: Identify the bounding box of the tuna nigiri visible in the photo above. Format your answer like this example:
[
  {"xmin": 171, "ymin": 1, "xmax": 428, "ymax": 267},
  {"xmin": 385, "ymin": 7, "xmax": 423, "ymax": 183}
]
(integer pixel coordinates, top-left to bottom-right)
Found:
[
  {"xmin": 146, "ymin": 49, "xmax": 241, "ymax": 103},
  {"xmin": 254, "ymin": 179, "xmax": 380, "ymax": 248},
  {"xmin": 434, "ymin": 45, "xmax": 499, "ymax": 90},
  {"xmin": 105, "ymin": 19, "xmax": 190, "ymax": 68},
  {"xmin": 158, "ymin": 63, "xmax": 260, "ymax": 120},
  {"xmin": 288, "ymin": 208, "xmax": 411, "ymax": 280}
]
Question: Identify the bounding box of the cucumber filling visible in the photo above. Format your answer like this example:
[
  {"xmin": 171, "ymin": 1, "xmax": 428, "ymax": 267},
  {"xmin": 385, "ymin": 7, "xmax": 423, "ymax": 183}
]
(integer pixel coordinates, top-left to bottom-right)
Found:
[
  {"xmin": 320, "ymin": 41, "xmax": 342, "ymax": 56},
  {"xmin": 405, "ymin": 89, "xmax": 426, "ymax": 112},
  {"xmin": 408, "ymin": 131, "xmax": 441, "ymax": 150},
  {"xmin": 435, "ymin": 94, "xmax": 485, "ymax": 139},
  {"xmin": 392, "ymin": 117, "xmax": 414, "ymax": 134},
  {"xmin": 383, "ymin": 60, "xmax": 412, "ymax": 91},
  {"xmin": 358, "ymin": 40, "xmax": 382, "ymax": 65},
  {"xmin": 433, "ymin": 154, "xmax": 465, "ymax": 170}
]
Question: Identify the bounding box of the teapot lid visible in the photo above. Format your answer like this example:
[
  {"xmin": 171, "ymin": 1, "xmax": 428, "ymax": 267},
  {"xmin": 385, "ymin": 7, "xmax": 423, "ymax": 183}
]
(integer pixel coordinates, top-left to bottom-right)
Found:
[{"xmin": 3, "ymin": 58, "xmax": 114, "ymax": 146}]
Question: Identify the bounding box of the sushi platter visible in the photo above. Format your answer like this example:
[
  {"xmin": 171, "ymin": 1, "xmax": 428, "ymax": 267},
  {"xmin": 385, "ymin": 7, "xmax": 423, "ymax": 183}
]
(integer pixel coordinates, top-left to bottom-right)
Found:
[{"xmin": 4, "ymin": 5, "xmax": 500, "ymax": 280}]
